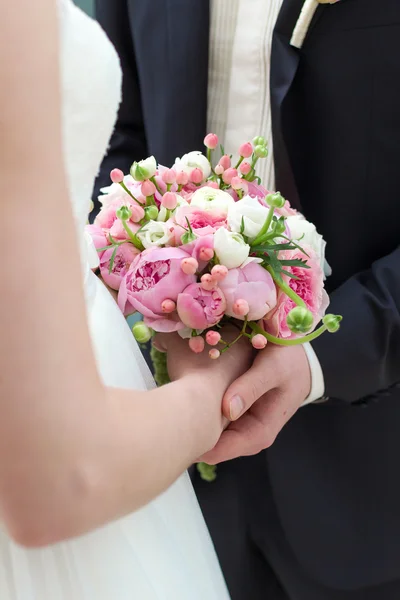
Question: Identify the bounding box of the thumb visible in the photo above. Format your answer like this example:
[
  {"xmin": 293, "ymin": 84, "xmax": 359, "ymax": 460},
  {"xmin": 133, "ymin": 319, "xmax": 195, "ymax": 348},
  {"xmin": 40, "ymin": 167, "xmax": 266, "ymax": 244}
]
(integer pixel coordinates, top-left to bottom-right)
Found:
[{"xmin": 222, "ymin": 352, "xmax": 277, "ymax": 421}]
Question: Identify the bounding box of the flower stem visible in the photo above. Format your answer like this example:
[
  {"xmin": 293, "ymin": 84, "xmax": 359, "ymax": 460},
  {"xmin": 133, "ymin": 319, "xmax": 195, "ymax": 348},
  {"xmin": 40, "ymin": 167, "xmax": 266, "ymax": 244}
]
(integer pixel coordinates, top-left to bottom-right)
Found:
[
  {"xmin": 150, "ymin": 176, "xmax": 162, "ymax": 194},
  {"xmin": 207, "ymin": 148, "xmax": 212, "ymax": 165},
  {"xmin": 267, "ymin": 266, "xmax": 306, "ymax": 308},
  {"xmin": 220, "ymin": 318, "xmax": 248, "ymax": 353},
  {"xmin": 121, "ymin": 220, "xmax": 143, "ymax": 250},
  {"xmin": 249, "ymin": 321, "xmax": 328, "ymax": 346},
  {"xmin": 118, "ymin": 182, "xmax": 143, "ymax": 207},
  {"xmin": 251, "ymin": 205, "xmax": 275, "ymax": 246},
  {"xmin": 235, "ymin": 156, "xmax": 244, "ymax": 170}
]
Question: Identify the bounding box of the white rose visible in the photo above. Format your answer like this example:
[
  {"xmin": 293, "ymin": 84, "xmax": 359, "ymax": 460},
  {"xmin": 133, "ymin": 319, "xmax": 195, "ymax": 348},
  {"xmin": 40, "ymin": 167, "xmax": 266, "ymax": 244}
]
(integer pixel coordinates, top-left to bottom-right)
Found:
[
  {"xmin": 228, "ymin": 195, "xmax": 270, "ymax": 241},
  {"xmin": 137, "ymin": 221, "xmax": 173, "ymax": 249},
  {"xmin": 286, "ymin": 214, "xmax": 326, "ymax": 270},
  {"xmin": 214, "ymin": 227, "xmax": 250, "ymax": 269},
  {"xmin": 130, "ymin": 156, "xmax": 157, "ymax": 181},
  {"xmin": 190, "ymin": 187, "xmax": 235, "ymax": 214},
  {"xmin": 174, "ymin": 151, "xmax": 212, "ymax": 179}
]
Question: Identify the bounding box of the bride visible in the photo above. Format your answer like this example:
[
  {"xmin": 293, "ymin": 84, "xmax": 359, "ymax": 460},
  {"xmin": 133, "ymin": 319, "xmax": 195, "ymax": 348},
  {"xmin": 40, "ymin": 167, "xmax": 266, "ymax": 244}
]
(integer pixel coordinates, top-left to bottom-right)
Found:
[{"xmin": 0, "ymin": 0, "xmax": 252, "ymax": 597}]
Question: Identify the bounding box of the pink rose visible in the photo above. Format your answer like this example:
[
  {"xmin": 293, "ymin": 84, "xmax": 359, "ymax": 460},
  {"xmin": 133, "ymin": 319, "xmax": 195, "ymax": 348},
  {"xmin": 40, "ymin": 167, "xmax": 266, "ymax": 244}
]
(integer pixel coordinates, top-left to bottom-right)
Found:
[
  {"xmin": 99, "ymin": 243, "xmax": 140, "ymax": 291},
  {"xmin": 85, "ymin": 224, "xmax": 108, "ymax": 259},
  {"xmin": 218, "ymin": 261, "xmax": 277, "ymax": 321},
  {"xmin": 264, "ymin": 245, "xmax": 329, "ymax": 339},
  {"xmin": 177, "ymin": 283, "xmax": 226, "ymax": 330},
  {"xmin": 118, "ymin": 247, "xmax": 196, "ymax": 331}
]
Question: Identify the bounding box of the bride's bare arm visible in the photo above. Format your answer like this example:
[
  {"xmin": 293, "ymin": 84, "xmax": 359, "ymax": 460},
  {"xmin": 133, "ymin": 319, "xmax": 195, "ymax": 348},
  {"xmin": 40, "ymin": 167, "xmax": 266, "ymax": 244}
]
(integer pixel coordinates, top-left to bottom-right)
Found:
[{"xmin": 0, "ymin": 0, "xmax": 251, "ymax": 547}]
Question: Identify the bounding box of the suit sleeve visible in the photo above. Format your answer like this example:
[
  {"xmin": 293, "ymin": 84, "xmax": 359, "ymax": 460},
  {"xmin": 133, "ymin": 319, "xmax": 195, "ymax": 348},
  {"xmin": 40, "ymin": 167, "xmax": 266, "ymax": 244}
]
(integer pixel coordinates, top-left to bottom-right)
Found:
[
  {"xmin": 312, "ymin": 246, "xmax": 400, "ymax": 403},
  {"xmin": 92, "ymin": 0, "xmax": 148, "ymax": 211}
]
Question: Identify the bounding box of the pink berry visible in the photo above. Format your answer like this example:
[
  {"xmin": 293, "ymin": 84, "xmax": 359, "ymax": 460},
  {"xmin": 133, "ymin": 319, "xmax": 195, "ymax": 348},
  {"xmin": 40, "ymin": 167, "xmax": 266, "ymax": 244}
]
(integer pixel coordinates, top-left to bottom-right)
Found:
[
  {"xmin": 222, "ymin": 168, "xmax": 238, "ymax": 185},
  {"xmin": 211, "ymin": 265, "xmax": 228, "ymax": 281},
  {"xmin": 204, "ymin": 133, "xmax": 219, "ymax": 150},
  {"xmin": 161, "ymin": 192, "xmax": 178, "ymax": 210},
  {"xmin": 161, "ymin": 299, "xmax": 176, "ymax": 314},
  {"xmin": 231, "ymin": 176, "xmax": 245, "ymax": 191},
  {"xmin": 189, "ymin": 336, "xmax": 205, "ymax": 354},
  {"xmin": 239, "ymin": 142, "xmax": 253, "ymax": 158},
  {"xmin": 141, "ymin": 180, "xmax": 156, "ymax": 197},
  {"xmin": 130, "ymin": 204, "xmax": 146, "ymax": 223},
  {"xmin": 190, "ymin": 168, "xmax": 204, "ymax": 184},
  {"xmin": 251, "ymin": 334, "xmax": 268, "ymax": 350},
  {"xmin": 181, "ymin": 257, "xmax": 199, "ymax": 275},
  {"xmin": 233, "ymin": 299, "xmax": 249, "ymax": 317},
  {"xmin": 176, "ymin": 171, "xmax": 189, "ymax": 186},
  {"xmin": 206, "ymin": 331, "xmax": 221, "ymax": 346},
  {"xmin": 110, "ymin": 168, "xmax": 124, "ymax": 184},
  {"xmin": 207, "ymin": 181, "xmax": 219, "ymax": 189},
  {"xmin": 240, "ymin": 161, "xmax": 252, "ymax": 175},
  {"xmin": 201, "ymin": 273, "xmax": 216, "ymax": 290},
  {"xmin": 199, "ymin": 247, "xmax": 214, "ymax": 262},
  {"xmin": 161, "ymin": 168, "xmax": 176, "ymax": 185},
  {"xmin": 214, "ymin": 164, "xmax": 224, "ymax": 176},
  {"xmin": 209, "ymin": 349, "xmax": 221, "ymax": 360},
  {"xmin": 219, "ymin": 155, "xmax": 231, "ymax": 170}
]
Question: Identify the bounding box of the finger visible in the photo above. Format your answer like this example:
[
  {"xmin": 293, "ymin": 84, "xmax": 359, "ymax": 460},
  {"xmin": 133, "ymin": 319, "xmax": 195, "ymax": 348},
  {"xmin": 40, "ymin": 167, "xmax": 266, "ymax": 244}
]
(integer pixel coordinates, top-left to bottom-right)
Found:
[
  {"xmin": 200, "ymin": 390, "xmax": 298, "ymax": 464},
  {"xmin": 221, "ymin": 350, "xmax": 278, "ymax": 421},
  {"xmin": 199, "ymin": 412, "xmax": 267, "ymax": 464},
  {"xmin": 152, "ymin": 334, "xmax": 167, "ymax": 353}
]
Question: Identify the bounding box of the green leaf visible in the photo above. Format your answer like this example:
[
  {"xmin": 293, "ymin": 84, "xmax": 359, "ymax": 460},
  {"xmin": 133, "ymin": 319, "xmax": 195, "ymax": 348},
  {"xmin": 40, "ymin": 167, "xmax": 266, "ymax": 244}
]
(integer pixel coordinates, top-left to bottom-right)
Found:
[
  {"xmin": 240, "ymin": 216, "xmax": 245, "ymax": 235},
  {"xmin": 108, "ymin": 245, "xmax": 119, "ymax": 273},
  {"xmin": 220, "ymin": 144, "xmax": 225, "ymax": 156},
  {"xmin": 281, "ymin": 269, "xmax": 299, "ymax": 279},
  {"xmin": 280, "ymin": 259, "xmax": 310, "ymax": 268}
]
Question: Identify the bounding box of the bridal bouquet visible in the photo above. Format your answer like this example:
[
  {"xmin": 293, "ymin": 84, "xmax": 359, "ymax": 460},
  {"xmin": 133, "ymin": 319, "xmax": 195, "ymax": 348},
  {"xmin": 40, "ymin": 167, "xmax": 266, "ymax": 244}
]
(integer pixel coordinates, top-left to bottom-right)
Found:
[
  {"xmin": 88, "ymin": 133, "xmax": 341, "ymax": 354},
  {"xmin": 87, "ymin": 134, "xmax": 341, "ymax": 480}
]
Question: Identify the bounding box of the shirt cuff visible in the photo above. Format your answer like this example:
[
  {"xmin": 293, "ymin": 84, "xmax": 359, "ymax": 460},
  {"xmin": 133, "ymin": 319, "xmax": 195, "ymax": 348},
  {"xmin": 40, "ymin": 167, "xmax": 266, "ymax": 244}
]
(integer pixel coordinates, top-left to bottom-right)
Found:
[{"xmin": 301, "ymin": 342, "xmax": 325, "ymax": 406}]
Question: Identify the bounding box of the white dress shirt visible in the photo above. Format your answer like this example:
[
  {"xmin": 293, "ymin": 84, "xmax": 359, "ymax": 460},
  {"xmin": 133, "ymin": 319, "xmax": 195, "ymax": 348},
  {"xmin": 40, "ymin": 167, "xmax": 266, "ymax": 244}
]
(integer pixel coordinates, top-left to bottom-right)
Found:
[{"xmin": 208, "ymin": 0, "xmax": 325, "ymax": 403}]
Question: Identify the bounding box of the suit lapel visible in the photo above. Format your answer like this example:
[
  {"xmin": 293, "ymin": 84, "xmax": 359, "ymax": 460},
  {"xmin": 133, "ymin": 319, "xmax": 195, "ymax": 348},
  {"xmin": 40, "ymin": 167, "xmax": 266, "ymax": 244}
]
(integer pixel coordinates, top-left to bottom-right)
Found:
[
  {"xmin": 271, "ymin": 0, "xmax": 327, "ymax": 209},
  {"xmin": 131, "ymin": 0, "xmax": 210, "ymax": 162}
]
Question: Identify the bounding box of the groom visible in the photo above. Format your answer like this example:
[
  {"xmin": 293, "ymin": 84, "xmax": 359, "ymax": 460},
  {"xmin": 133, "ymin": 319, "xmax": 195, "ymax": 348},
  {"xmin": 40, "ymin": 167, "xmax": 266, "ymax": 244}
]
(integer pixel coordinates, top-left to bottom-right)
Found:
[{"xmin": 94, "ymin": 0, "xmax": 400, "ymax": 598}]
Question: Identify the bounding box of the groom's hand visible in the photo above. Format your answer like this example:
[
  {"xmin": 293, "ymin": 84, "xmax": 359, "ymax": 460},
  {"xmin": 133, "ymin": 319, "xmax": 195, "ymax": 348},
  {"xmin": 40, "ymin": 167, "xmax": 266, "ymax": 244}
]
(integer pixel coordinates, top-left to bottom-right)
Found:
[{"xmin": 198, "ymin": 344, "xmax": 311, "ymax": 464}]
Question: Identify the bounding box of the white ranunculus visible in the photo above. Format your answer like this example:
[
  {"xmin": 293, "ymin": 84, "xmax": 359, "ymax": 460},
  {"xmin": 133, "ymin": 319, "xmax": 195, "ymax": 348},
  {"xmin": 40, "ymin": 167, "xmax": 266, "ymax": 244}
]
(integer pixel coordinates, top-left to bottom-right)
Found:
[
  {"xmin": 286, "ymin": 214, "xmax": 326, "ymax": 270},
  {"xmin": 174, "ymin": 151, "xmax": 212, "ymax": 179},
  {"xmin": 228, "ymin": 195, "xmax": 270, "ymax": 241},
  {"xmin": 214, "ymin": 228, "xmax": 250, "ymax": 269},
  {"xmin": 130, "ymin": 156, "xmax": 157, "ymax": 181},
  {"xmin": 137, "ymin": 221, "xmax": 173, "ymax": 249},
  {"xmin": 190, "ymin": 187, "xmax": 235, "ymax": 214}
]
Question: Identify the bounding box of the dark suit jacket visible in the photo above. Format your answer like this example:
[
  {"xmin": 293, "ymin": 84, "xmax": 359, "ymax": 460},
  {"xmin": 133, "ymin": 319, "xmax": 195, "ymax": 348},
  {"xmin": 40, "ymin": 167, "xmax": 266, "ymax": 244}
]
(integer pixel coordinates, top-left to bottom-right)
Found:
[{"xmin": 94, "ymin": 0, "xmax": 400, "ymax": 590}]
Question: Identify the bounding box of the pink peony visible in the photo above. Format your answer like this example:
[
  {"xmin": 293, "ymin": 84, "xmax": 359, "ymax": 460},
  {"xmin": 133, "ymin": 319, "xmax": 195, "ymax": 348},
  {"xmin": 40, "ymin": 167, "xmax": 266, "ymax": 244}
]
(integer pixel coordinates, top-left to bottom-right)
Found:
[
  {"xmin": 118, "ymin": 247, "xmax": 196, "ymax": 331},
  {"xmin": 171, "ymin": 205, "xmax": 226, "ymax": 245},
  {"xmin": 99, "ymin": 243, "xmax": 140, "ymax": 291},
  {"xmin": 177, "ymin": 283, "xmax": 226, "ymax": 330},
  {"xmin": 264, "ymin": 245, "xmax": 329, "ymax": 339},
  {"xmin": 85, "ymin": 224, "xmax": 108, "ymax": 259},
  {"xmin": 181, "ymin": 233, "xmax": 214, "ymax": 270},
  {"xmin": 94, "ymin": 199, "xmax": 141, "ymax": 241},
  {"xmin": 218, "ymin": 261, "xmax": 277, "ymax": 321}
]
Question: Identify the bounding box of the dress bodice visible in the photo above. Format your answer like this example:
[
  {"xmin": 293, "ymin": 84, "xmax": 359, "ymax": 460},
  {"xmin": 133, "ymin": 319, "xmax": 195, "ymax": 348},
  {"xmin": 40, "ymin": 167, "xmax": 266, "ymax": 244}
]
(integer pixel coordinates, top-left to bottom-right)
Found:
[{"xmin": 58, "ymin": 0, "xmax": 121, "ymax": 236}]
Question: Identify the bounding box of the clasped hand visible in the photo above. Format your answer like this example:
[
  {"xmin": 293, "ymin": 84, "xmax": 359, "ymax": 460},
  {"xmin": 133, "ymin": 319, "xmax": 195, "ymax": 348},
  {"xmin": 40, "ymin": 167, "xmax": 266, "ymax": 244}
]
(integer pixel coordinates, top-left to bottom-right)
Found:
[{"xmin": 155, "ymin": 329, "xmax": 311, "ymax": 463}]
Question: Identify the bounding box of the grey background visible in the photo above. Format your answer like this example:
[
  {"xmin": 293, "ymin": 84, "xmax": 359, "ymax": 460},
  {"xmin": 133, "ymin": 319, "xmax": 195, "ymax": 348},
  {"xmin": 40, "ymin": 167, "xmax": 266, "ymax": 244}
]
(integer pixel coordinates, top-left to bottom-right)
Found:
[{"xmin": 76, "ymin": 0, "xmax": 94, "ymax": 15}]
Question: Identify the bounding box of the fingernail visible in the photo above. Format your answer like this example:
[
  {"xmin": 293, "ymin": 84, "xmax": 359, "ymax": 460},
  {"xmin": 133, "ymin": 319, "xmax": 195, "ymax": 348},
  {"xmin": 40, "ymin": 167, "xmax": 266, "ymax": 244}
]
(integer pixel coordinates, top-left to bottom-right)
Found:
[{"xmin": 230, "ymin": 395, "xmax": 244, "ymax": 421}]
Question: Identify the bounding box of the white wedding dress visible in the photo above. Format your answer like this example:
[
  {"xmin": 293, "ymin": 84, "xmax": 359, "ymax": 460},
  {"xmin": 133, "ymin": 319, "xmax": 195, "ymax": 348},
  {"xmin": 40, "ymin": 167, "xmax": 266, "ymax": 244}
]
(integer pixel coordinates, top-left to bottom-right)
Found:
[{"xmin": 0, "ymin": 1, "xmax": 230, "ymax": 598}]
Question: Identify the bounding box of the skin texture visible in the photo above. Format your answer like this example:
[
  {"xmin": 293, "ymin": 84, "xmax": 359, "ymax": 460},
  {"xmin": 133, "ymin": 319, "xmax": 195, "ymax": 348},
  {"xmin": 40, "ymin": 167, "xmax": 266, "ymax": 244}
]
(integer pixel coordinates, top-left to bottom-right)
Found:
[{"xmin": 0, "ymin": 0, "xmax": 251, "ymax": 548}]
